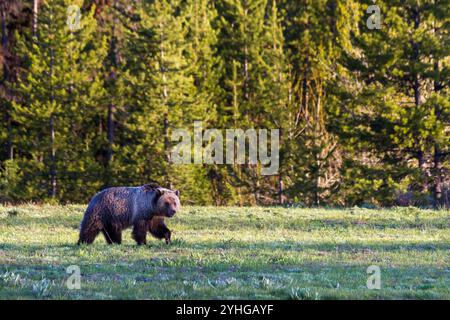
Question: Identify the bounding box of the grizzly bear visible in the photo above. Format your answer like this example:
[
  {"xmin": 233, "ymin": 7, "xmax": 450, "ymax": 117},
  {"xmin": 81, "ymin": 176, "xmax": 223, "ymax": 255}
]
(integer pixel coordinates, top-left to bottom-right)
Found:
[{"xmin": 77, "ymin": 184, "xmax": 180, "ymax": 245}]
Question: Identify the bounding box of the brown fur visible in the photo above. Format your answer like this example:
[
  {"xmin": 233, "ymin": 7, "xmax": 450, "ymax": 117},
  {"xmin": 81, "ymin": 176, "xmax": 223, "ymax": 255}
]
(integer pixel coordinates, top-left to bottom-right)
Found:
[
  {"xmin": 78, "ymin": 185, "xmax": 180, "ymax": 245},
  {"xmin": 148, "ymin": 216, "xmax": 171, "ymax": 244}
]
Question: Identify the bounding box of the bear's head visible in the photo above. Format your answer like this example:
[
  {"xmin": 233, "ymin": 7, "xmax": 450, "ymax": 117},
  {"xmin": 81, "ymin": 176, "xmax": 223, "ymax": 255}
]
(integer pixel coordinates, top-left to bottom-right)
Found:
[{"xmin": 153, "ymin": 188, "xmax": 181, "ymax": 218}]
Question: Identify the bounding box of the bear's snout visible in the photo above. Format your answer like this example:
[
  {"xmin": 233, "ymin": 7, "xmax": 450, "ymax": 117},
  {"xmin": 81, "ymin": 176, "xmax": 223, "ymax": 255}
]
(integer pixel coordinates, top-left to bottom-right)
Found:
[{"xmin": 167, "ymin": 209, "xmax": 177, "ymax": 217}]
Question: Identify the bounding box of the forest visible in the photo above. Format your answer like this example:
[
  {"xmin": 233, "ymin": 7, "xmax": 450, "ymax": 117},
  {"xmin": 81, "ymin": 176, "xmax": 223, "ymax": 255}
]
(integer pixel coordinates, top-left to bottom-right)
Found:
[{"xmin": 0, "ymin": 0, "xmax": 448, "ymax": 207}]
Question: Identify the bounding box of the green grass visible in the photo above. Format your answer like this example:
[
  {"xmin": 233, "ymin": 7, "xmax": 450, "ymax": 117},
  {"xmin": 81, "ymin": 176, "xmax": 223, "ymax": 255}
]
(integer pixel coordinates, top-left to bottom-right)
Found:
[{"xmin": 0, "ymin": 205, "xmax": 449, "ymax": 299}]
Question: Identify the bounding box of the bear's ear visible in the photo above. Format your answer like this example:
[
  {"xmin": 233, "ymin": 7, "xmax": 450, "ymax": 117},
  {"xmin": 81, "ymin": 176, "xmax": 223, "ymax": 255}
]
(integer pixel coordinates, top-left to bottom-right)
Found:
[
  {"xmin": 143, "ymin": 182, "xmax": 160, "ymax": 191},
  {"xmin": 154, "ymin": 188, "xmax": 164, "ymax": 197},
  {"xmin": 174, "ymin": 190, "xmax": 180, "ymax": 197},
  {"xmin": 152, "ymin": 188, "xmax": 164, "ymax": 207}
]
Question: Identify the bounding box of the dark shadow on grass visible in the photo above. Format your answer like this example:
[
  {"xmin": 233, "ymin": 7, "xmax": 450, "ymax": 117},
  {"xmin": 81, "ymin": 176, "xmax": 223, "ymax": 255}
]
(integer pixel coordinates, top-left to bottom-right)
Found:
[
  {"xmin": 174, "ymin": 216, "xmax": 450, "ymax": 230},
  {"xmin": 1, "ymin": 239, "xmax": 449, "ymax": 253},
  {"xmin": 3, "ymin": 213, "xmax": 449, "ymax": 230},
  {"xmin": 1, "ymin": 242, "xmax": 448, "ymax": 300},
  {"xmin": 169, "ymin": 239, "xmax": 450, "ymax": 252},
  {"xmin": 1, "ymin": 260, "xmax": 447, "ymax": 299},
  {"xmin": 1, "ymin": 216, "xmax": 81, "ymax": 229}
]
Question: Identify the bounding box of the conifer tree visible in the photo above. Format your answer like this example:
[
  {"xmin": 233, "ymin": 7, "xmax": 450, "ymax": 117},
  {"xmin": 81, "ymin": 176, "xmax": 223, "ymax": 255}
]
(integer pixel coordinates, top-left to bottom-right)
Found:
[
  {"xmin": 0, "ymin": 0, "xmax": 446, "ymax": 207},
  {"xmin": 278, "ymin": 0, "xmax": 356, "ymax": 205},
  {"xmin": 0, "ymin": 0, "xmax": 23, "ymax": 162},
  {"xmin": 118, "ymin": 0, "xmax": 212, "ymax": 202},
  {"xmin": 12, "ymin": 0, "xmax": 107, "ymax": 200},
  {"xmin": 340, "ymin": 0, "xmax": 449, "ymax": 206}
]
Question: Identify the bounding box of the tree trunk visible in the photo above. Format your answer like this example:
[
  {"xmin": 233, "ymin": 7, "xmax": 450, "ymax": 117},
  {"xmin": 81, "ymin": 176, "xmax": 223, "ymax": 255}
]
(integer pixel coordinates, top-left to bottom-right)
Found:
[
  {"xmin": 433, "ymin": 145, "xmax": 442, "ymax": 206},
  {"xmin": 417, "ymin": 150, "xmax": 427, "ymax": 193},
  {"xmin": 163, "ymin": 112, "xmax": 170, "ymax": 163},
  {"xmin": 33, "ymin": 0, "xmax": 39, "ymax": 36},
  {"xmin": 160, "ymin": 21, "xmax": 172, "ymax": 189},
  {"xmin": 411, "ymin": 8, "xmax": 427, "ymax": 192},
  {"xmin": 432, "ymin": 59, "xmax": 443, "ymax": 207},
  {"xmin": 278, "ymin": 174, "xmax": 283, "ymax": 205},
  {"xmin": 313, "ymin": 152, "xmax": 319, "ymax": 207},
  {"xmin": 161, "ymin": 46, "xmax": 168, "ymax": 153},
  {"xmin": 243, "ymin": 5, "xmax": 249, "ymax": 102},
  {"xmin": 106, "ymin": 103, "xmax": 114, "ymax": 165},
  {"xmin": 1, "ymin": 11, "xmax": 7, "ymax": 78},
  {"xmin": 49, "ymin": 44, "xmax": 56, "ymax": 198},
  {"xmin": 1, "ymin": 9, "xmax": 13, "ymax": 160},
  {"xmin": 6, "ymin": 113, "xmax": 12, "ymax": 160},
  {"xmin": 49, "ymin": 113, "xmax": 56, "ymax": 198},
  {"xmin": 328, "ymin": 0, "xmax": 337, "ymax": 43},
  {"xmin": 104, "ymin": 2, "xmax": 118, "ymax": 186}
]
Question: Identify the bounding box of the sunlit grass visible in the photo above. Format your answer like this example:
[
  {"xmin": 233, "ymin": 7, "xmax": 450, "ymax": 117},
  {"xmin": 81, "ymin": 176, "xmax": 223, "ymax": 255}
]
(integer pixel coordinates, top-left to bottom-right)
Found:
[{"xmin": 0, "ymin": 204, "xmax": 448, "ymax": 299}]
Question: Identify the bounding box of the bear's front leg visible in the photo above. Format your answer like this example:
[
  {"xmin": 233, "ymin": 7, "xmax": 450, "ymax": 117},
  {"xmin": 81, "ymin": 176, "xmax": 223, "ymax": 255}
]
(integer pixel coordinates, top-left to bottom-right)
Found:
[
  {"xmin": 148, "ymin": 217, "xmax": 172, "ymax": 244},
  {"xmin": 132, "ymin": 220, "xmax": 147, "ymax": 245},
  {"xmin": 164, "ymin": 229, "xmax": 171, "ymax": 244}
]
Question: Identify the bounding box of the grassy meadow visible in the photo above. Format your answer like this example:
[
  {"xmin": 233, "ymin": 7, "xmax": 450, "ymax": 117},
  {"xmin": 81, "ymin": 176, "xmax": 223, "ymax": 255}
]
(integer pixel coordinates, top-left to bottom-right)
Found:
[{"xmin": 0, "ymin": 205, "xmax": 449, "ymax": 300}]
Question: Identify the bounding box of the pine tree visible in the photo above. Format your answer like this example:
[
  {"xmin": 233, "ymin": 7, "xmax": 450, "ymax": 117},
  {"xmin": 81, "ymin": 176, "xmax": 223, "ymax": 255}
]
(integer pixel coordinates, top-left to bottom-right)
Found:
[
  {"xmin": 0, "ymin": 0, "xmax": 25, "ymax": 162},
  {"xmin": 340, "ymin": 0, "xmax": 449, "ymax": 206},
  {"xmin": 216, "ymin": 0, "xmax": 284, "ymax": 205},
  {"xmin": 183, "ymin": 0, "xmax": 232, "ymax": 204},
  {"xmin": 184, "ymin": 0, "xmax": 221, "ymax": 124},
  {"xmin": 115, "ymin": 0, "xmax": 212, "ymax": 202},
  {"xmin": 257, "ymin": 0, "xmax": 290, "ymax": 204},
  {"xmin": 278, "ymin": 0, "xmax": 356, "ymax": 205},
  {"xmin": 0, "ymin": 0, "xmax": 445, "ymax": 207},
  {"xmin": 12, "ymin": 0, "xmax": 107, "ymax": 200}
]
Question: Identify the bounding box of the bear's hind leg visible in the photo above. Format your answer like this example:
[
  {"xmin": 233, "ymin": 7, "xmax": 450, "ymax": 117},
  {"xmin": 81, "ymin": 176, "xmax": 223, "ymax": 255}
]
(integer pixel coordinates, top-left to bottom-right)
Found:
[
  {"xmin": 102, "ymin": 226, "xmax": 122, "ymax": 244},
  {"xmin": 110, "ymin": 230, "xmax": 122, "ymax": 244}
]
